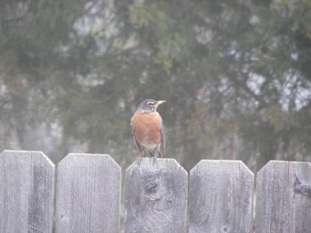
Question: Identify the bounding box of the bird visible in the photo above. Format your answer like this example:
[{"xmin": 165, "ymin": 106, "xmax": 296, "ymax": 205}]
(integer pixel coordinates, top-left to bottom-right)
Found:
[{"xmin": 131, "ymin": 99, "xmax": 166, "ymax": 161}]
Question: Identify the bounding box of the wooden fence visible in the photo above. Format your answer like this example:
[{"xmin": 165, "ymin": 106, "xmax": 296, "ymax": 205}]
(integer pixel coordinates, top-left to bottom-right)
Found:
[{"xmin": 0, "ymin": 150, "xmax": 311, "ymax": 233}]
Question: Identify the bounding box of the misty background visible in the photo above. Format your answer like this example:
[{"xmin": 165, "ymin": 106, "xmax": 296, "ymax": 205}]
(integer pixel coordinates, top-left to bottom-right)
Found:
[{"xmin": 1, "ymin": 0, "xmax": 311, "ymax": 172}]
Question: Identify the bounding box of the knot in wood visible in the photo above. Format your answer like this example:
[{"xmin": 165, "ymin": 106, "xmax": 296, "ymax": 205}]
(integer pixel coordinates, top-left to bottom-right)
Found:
[
  {"xmin": 166, "ymin": 196, "xmax": 173, "ymax": 203},
  {"xmin": 294, "ymin": 175, "xmax": 311, "ymax": 198},
  {"xmin": 145, "ymin": 181, "xmax": 158, "ymax": 194}
]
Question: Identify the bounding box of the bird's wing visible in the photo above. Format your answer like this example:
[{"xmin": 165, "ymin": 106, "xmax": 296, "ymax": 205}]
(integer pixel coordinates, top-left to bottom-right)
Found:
[
  {"xmin": 132, "ymin": 128, "xmax": 144, "ymax": 153},
  {"xmin": 159, "ymin": 125, "xmax": 166, "ymax": 158}
]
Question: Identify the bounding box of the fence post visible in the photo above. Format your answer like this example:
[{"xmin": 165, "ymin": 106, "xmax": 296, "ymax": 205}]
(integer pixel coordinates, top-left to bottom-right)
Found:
[
  {"xmin": 0, "ymin": 150, "xmax": 55, "ymax": 233},
  {"xmin": 55, "ymin": 153, "xmax": 121, "ymax": 233},
  {"xmin": 189, "ymin": 160, "xmax": 254, "ymax": 233},
  {"xmin": 255, "ymin": 161, "xmax": 311, "ymax": 233},
  {"xmin": 124, "ymin": 158, "xmax": 188, "ymax": 233}
]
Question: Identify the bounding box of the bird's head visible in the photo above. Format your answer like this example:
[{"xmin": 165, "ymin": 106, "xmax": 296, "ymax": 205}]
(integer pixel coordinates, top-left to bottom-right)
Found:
[{"xmin": 136, "ymin": 99, "xmax": 166, "ymax": 114}]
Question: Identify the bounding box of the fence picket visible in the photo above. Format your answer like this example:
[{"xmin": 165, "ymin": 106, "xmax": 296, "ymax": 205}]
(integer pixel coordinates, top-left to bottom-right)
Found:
[
  {"xmin": 124, "ymin": 158, "xmax": 188, "ymax": 233},
  {"xmin": 0, "ymin": 150, "xmax": 55, "ymax": 233},
  {"xmin": 55, "ymin": 153, "xmax": 121, "ymax": 233},
  {"xmin": 255, "ymin": 161, "xmax": 311, "ymax": 233},
  {"xmin": 189, "ymin": 160, "xmax": 254, "ymax": 233},
  {"xmin": 2, "ymin": 149, "xmax": 311, "ymax": 232}
]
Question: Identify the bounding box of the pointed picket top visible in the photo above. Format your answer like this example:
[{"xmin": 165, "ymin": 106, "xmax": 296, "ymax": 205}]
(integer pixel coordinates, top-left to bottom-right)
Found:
[
  {"xmin": 57, "ymin": 152, "xmax": 120, "ymax": 170},
  {"xmin": 126, "ymin": 157, "xmax": 187, "ymax": 175},
  {"xmin": 1, "ymin": 149, "xmax": 54, "ymax": 166}
]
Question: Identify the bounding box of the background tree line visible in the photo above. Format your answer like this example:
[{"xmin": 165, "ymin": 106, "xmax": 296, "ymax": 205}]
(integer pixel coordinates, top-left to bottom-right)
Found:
[{"xmin": 1, "ymin": 0, "xmax": 311, "ymax": 171}]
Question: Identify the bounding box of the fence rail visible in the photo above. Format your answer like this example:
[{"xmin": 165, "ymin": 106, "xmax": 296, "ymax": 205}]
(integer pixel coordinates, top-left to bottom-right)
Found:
[{"xmin": 0, "ymin": 150, "xmax": 311, "ymax": 233}]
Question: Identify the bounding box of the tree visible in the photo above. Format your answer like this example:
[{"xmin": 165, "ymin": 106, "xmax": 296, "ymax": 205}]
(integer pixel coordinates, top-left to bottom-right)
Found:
[{"xmin": 1, "ymin": 0, "xmax": 311, "ymax": 171}]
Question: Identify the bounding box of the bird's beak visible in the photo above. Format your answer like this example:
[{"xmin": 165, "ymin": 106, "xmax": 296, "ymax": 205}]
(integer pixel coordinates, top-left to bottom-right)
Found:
[{"xmin": 155, "ymin": 100, "xmax": 166, "ymax": 107}]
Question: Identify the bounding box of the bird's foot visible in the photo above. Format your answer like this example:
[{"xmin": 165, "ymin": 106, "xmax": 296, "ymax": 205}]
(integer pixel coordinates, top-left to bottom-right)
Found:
[
  {"xmin": 136, "ymin": 151, "xmax": 144, "ymax": 165},
  {"xmin": 136, "ymin": 156, "xmax": 142, "ymax": 165}
]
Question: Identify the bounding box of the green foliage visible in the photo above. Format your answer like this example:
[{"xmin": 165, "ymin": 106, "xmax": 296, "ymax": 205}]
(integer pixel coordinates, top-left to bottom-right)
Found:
[{"xmin": 1, "ymin": 0, "xmax": 311, "ymax": 170}]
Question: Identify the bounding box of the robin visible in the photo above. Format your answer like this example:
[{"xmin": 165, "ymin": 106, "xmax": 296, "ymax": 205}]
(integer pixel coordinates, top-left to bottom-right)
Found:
[{"xmin": 131, "ymin": 99, "xmax": 166, "ymax": 160}]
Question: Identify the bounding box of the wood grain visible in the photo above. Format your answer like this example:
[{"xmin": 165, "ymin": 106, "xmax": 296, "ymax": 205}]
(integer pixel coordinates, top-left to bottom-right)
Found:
[
  {"xmin": 189, "ymin": 160, "xmax": 254, "ymax": 233},
  {"xmin": 0, "ymin": 150, "xmax": 55, "ymax": 233},
  {"xmin": 125, "ymin": 158, "xmax": 188, "ymax": 233},
  {"xmin": 55, "ymin": 153, "xmax": 121, "ymax": 233},
  {"xmin": 255, "ymin": 161, "xmax": 311, "ymax": 233}
]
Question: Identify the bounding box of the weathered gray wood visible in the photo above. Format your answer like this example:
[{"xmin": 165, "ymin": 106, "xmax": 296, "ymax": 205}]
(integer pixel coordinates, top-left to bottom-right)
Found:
[
  {"xmin": 0, "ymin": 150, "xmax": 55, "ymax": 233},
  {"xmin": 55, "ymin": 153, "xmax": 121, "ymax": 233},
  {"xmin": 125, "ymin": 158, "xmax": 188, "ymax": 233},
  {"xmin": 255, "ymin": 161, "xmax": 311, "ymax": 233},
  {"xmin": 189, "ymin": 160, "xmax": 254, "ymax": 233}
]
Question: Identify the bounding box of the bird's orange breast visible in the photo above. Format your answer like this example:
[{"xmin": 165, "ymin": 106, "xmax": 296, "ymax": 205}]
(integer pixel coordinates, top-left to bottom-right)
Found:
[{"xmin": 131, "ymin": 112, "xmax": 163, "ymax": 148}]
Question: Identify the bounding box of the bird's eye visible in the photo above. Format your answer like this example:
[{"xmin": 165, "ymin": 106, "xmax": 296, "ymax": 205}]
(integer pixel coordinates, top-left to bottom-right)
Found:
[{"xmin": 147, "ymin": 101, "xmax": 154, "ymax": 106}]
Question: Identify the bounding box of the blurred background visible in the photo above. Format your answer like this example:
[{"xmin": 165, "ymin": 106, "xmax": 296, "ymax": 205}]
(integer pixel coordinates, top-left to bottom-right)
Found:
[{"xmin": 1, "ymin": 0, "xmax": 311, "ymax": 172}]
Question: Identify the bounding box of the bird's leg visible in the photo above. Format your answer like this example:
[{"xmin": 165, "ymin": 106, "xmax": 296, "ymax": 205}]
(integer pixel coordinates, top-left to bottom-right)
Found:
[
  {"xmin": 149, "ymin": 151, "xmax": 157, "ymax": 164},
  {"xmin": 136, "ymin": 149, "xmax": 144, "ymax": 165},
  {"xmin": 137, "ymin": 157, "xmax": 142, "ymax": 165},
  {"xmin": 156, "ymin": 144, "xmax": 163, "ymax": 158},
  {"xmin": 149, "ymin": 151, "xmax": 155, "ymax": 157}
]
